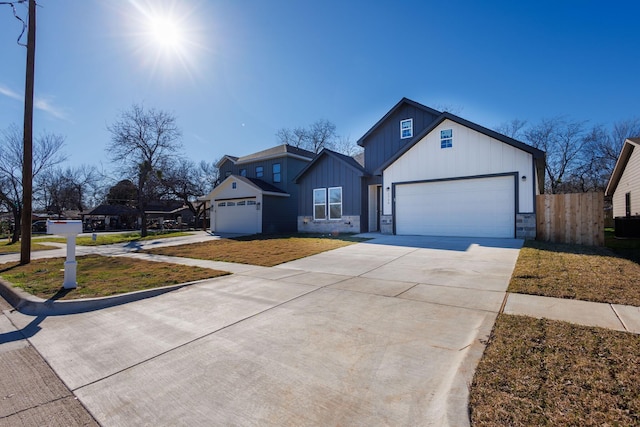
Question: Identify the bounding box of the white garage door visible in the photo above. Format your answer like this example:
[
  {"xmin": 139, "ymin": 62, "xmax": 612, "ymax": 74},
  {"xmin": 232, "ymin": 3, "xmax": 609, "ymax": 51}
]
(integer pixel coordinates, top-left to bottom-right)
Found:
[
  {"xmin": 214, "ymin": 198, "xmax": 260, "ymax": 234},
  {"xmin": 395, "ymin": 176, "xmax": 515, "ymax": 238}
]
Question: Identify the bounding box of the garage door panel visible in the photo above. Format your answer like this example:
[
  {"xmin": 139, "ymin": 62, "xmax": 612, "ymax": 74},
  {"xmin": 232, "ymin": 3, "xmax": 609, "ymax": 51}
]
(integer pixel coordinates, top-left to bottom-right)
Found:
[
  {"xmin": 395, "ymin": 176, "xmax": 515, "ymax": 238},
  {"xmin": 215, "ymin": 199, "xmax": 260, "ymax": 234}
]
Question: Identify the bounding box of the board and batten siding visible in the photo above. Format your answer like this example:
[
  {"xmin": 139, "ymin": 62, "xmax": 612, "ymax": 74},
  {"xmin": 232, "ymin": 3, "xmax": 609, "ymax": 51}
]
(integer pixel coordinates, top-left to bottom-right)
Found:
[
  {"xmin": 363, "ymin": 104, "xmax": 439, "ymax": 175},
  {"xmin": 297, "ymin": 159, "xmax": 363, "ymax": 217},
  {"xmin": 382, "ymin": 119, "xmax": 536, "ymax": 215},
  {"xmin": 612, "ymin": 146, "xmax": 640, "ymax": 217}
]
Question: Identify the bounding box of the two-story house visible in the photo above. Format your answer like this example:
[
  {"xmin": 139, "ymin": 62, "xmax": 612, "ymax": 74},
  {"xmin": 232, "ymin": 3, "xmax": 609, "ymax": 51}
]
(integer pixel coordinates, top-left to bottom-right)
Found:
[
  {"xmin": 206, "ymin": 144, "xmax": 315, "ymax": 234},
  {"xmin": 295, "ymin": 98, "xmax": 546, "ymax": 239}
]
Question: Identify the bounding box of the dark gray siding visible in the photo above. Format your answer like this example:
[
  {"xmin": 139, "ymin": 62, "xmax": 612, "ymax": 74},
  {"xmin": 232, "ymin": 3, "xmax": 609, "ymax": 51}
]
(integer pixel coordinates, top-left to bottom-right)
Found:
[
  {"xmin": 297, "ymin": 156, "xmax": 363, "ymax": 218},
  {"xmin": 220, "ymin": 156, "xmax": 308, "ymax": 193},
  {"xmin": 362, "ymin": 104, "xmax": 439, "ymax": 175},
  {"xmin": 262, "ymin": 196, "xmax": 297, "ymax": 233},
  {"xmin": 220, "ymin": 154, "xmax": 311, "ymax": 234}
]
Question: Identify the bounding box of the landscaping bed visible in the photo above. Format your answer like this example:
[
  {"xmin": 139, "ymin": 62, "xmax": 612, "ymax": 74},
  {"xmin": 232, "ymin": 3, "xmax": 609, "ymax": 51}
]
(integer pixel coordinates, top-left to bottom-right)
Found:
[
  {"xmin": 143, "ymin": 234, "xmax": 362, "ymax": 267},
  {"xmin": 0, "ymin": 254, "xmax": 228, "ymax": 300}
]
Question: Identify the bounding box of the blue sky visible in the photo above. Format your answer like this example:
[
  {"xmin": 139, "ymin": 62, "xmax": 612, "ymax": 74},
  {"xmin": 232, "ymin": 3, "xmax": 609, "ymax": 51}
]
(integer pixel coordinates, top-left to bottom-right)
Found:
[{"xmin": 1, "ymin": 0, "xmax": 639, "ymax": 173}]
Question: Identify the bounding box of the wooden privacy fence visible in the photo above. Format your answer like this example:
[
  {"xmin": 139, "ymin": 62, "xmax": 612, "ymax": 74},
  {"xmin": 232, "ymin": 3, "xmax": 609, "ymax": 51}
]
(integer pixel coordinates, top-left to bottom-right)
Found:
[{"xmin": 536, "ymin": 192, "xmax": 604, "ymax": 246}]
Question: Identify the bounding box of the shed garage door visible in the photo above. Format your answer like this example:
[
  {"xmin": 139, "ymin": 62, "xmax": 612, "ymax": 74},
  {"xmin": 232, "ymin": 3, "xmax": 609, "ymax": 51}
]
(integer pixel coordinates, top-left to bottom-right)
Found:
[
  {"xmin": 214, "ymin": 198, "xmax": 260, "ymax": 234},
  {"xmin": 395, "ymin": 176, "xmax": 515, "ymax": 238}
]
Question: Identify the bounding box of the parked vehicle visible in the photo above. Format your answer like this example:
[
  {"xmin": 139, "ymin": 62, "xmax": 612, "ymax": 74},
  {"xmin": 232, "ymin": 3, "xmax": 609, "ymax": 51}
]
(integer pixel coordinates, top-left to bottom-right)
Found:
[{"xmin": 32, "ymin": 220, "xmax": 47, "ymax": 233}]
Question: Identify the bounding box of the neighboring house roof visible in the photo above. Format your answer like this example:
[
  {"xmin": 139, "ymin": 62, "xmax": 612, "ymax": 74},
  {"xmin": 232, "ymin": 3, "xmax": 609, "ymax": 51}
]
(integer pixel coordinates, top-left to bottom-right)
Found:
[
  {"xmin": 85, "ymin": 204, "xmax": 139, "ymax": 216},
  {"xmin": 357, "ymin": 97, "xmax": 442, "ymax": 146},
  {"xmin": 216, "ymin": 144, "xmax": 315, "ymax": 168},
  {"xmin": 372, "ymin": 111, "xmax": 546, "ymax": 187},
  {"xmin": 293, "ymin": 148, "xmax": 370, "ymax": 183},
  {"xmin": 244, "ymin": 177, "xmax": 289, "ymax": 194},
  {"xmin": 203, "ymin": 175, "xmax": 290, "ymax": 199},
  {"xmin": 605, "ymin": 137, "xmax": 640, "ymax": 197}
]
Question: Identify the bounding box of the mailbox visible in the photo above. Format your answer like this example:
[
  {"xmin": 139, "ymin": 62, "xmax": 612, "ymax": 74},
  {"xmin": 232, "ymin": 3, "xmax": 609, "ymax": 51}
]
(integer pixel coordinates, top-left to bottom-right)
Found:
[
  {"xmin": 47, "ymin": 220, "xmax": 83, "ymax": 236},
  {"xmin": 46, "ymin": 220, "xmax": 83, "ymax": 289}
]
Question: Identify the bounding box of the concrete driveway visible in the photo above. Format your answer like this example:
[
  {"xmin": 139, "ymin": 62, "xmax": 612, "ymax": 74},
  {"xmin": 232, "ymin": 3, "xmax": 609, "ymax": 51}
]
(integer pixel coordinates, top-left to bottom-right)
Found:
[{"xmin": 4, "ymin": 235, "xmax": 522, "ymax": 426}]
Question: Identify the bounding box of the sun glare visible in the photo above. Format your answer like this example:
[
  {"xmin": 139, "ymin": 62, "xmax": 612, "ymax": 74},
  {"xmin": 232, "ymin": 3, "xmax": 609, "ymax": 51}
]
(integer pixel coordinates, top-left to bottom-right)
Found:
[
  {"xmin": 123, "ymin": 0, "xmax": 206, "ymax": 81},
  {"xmin": 147, "ymin": 14, "xmax": 184, "ymax": 49}
]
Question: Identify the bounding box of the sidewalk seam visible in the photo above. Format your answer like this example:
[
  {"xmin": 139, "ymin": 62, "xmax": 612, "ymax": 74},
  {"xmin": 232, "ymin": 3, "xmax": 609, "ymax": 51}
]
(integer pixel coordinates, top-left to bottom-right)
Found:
[{"xmin": 609, "ymin": 304, "xmax": 629, "ymax": 332}]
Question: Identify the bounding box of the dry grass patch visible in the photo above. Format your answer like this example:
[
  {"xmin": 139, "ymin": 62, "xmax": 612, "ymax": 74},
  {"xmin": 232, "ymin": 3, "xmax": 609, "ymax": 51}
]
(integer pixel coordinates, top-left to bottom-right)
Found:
[
  {"xmin": 470, "ymin": 314, "xmax": 640, "ymax": 426},
  {"xmin": 0, "ymin": 241, "xmax": 58, "ymax": 254},
  {"xmin": 0, "ymin": 255, "xmax": 228, "ymax": 300},
  {"xmin": 509, "ymin": 240, "xmax": 640, "ymax": 306},
  {"xmin": 144, "ymin": 235, "xmax": 360, "ymax": 267}
]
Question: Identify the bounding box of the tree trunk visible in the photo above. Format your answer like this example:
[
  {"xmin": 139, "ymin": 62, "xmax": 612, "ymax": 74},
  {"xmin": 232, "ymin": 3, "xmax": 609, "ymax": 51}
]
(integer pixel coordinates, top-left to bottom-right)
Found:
[{"xmin": 12, "ymin": 207, "xmax": 21, "ymax": 244}]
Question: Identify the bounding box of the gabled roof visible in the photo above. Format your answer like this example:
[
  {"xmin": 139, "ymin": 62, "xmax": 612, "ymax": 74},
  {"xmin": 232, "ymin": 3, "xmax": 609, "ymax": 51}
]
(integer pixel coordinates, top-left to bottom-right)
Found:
[
  {"xmin": 244, "ymin": 177, "xmax": 288, "ymax": 194},
  {"xmin": 605, "ymin": 138, "xmax": 640, "ymax": 197},
  {"xmin": 294, "ymin": 148, "xmax": 370, "ymax": 183},
  {"xmin": 203, "ymin": 175, "xmax": 289, "ymax": 200},
  {"xmin": 86, "ymin": 204, "xmax": 139, "ymax": 216},
  {"xmin": 216, "ymin": 144, "xmax": 315, "ymax": 168},
  {"xmin": 357, "ymin": 97, "xmax": 442, "ymax": 146},
  {"xmin": 373, "ymin": 111, "xmax": 546, "ymax": 175}
]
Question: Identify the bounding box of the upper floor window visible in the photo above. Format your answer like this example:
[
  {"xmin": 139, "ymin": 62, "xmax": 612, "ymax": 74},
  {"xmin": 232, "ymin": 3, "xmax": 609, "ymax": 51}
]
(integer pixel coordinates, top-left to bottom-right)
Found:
[
  {"xmin": 256, "ymin": 166, "xmax": 264, "ymax": 178},
  {"xmin": 225, "ymin": 171, "xmax": 231, "ymax": 177},
  {"xmin": 440, "ymin": 129, "xmax": 453, "ymax": 148},
  {"xmin": 240, "ymin": 168, "xmax": 247, "ymax": 177},
  {"xmin": 400, "ymin": 118, "xmax": 413, "ymax": 139},
  {"xmin": 273, "ymin": 163, "xmax": 281, "ymax": 183},
  {"xmin": 232, "ymin": 182, "xmax": 237, "ymax": 189}
]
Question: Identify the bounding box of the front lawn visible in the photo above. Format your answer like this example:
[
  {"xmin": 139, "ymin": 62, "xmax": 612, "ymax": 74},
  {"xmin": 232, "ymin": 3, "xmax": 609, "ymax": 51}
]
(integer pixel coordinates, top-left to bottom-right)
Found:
[
  {"xmin": 143, "ymin": 234, "xmax": 363, "ymax": 267},
  {"xmin": 0, "ymin": 240, "xmax": 58, "ymax": 254},
  {"xmin": 0, "ymin": 255, "xmax": 228, "ymax": 300},
  {"xmin": 508, "ymin": 240, "xmax": 640, "ymax": 306},
  {"xmin": 41, "ymin": 230, "xmax": 192, "ymax": 246},
  {"xmin": 470, "ymin": 314, "xmax": 640, "ymax": 426}
]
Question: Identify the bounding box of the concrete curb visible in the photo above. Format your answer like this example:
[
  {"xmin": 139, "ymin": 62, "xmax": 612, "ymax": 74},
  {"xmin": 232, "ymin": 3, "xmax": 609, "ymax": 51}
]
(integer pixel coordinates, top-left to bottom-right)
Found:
[{"xmin": 0, "ymin": 277, "xmax": 203, "ymax": 316}]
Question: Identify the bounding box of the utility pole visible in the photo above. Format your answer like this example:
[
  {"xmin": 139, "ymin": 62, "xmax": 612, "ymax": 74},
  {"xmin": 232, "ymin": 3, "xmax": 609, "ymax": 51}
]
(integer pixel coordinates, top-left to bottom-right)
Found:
[{"xmin": 20, "ymin": 0, "xmax": 35, "ymax": 264}]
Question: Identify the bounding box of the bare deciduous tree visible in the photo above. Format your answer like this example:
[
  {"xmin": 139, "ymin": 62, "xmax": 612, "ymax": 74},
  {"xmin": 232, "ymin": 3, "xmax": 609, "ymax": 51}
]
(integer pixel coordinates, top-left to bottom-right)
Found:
[
  {"xmin": 0, "ymin": 123, "xmax": 65, "ymax": 242},
  {"xmin": 106, "ymin": 104, "xmax": 182, "ymax": 237},
  {"xmin": 162, "ymin": 158, "xmax": 219, "ymax": 228},
  {"xmin": 276, "ymin": 119, "xmax": 342, "ymax": 154},
  {"xmin": 36, "ymin": 165, "xmax": 102, "ymax": 215}
]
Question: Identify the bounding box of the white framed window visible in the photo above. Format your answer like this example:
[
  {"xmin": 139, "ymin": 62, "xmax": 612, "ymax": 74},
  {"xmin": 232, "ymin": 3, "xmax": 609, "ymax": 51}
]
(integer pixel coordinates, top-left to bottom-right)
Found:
[
  {"xmin": 227, "ymin": 201, "xmax": 236, "ymax": 206},
  {"xmin": 313, "ymin": 188, "xmax": 326, "ymax": 220},
  {"xmin": 247, "ymin": 200, "xmax": 257, "ymax": 206},
  {"xmin": 273, "ymin": 163, "xmax": 281, "ymax": 183},
  {"xmin": 240, "ymin": 168, "xmax": 247, "ymax": 177},
  {"xmin": 400, "ymin": 118, "xmax": 413, "ymax": 139},
  {"xmin": 237, "ymin": 200, "xmax": 246, "ymax": 206},
  {"xmin": 440, "ymin": 129, "xmax": 453, "ymax": 148},
  {"xmin": 232, "ymin": 182, "xmax": 237, "ymax": 189},
  {"xmin": 328, "ymin": 187, "xmax": 342, "ymax": 220},
  {"xmin": 217, "ymin": 202, "xmax": 226, "ymax": 207}
]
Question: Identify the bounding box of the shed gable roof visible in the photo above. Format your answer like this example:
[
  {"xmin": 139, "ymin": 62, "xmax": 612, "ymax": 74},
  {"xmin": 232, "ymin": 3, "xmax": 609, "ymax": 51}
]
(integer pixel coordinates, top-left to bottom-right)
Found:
[
  {"xmin": 294, "ymin": 148, "xmax": 369, "ymax": 183},
  {"xmin": 605, "ymin": 138, "xmax": 640, "ymax": 197}
]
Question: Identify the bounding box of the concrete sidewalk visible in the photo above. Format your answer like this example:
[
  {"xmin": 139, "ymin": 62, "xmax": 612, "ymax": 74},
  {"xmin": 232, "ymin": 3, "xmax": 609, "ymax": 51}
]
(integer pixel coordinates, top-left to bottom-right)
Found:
[{"xmin": 503, "ymin": 292, "xmax": 640, "ymax": 334}]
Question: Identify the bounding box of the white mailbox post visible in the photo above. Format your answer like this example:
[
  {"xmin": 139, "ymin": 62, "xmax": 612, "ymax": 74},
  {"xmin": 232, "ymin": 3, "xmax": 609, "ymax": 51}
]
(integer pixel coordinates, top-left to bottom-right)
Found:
[{"xmin": 47, "ymin": 220, "xmax": 83, "ymax": 289}]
